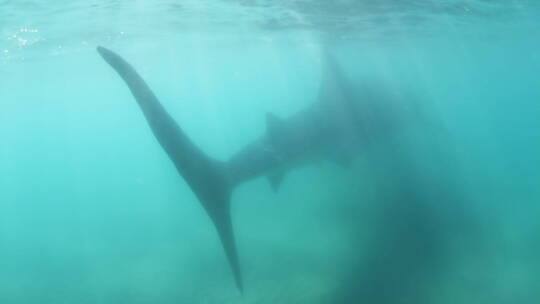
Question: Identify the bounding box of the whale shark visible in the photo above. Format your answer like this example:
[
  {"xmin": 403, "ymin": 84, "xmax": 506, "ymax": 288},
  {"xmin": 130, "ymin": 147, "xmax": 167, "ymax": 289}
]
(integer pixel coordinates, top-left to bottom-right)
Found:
[{"xmin": 96, "ymin": 46, "xmax": 415, "ymax": 292}]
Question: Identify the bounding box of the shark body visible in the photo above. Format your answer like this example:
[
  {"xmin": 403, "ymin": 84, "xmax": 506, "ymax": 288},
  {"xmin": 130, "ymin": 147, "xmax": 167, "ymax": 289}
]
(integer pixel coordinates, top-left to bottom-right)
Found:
[{"xmin": 97, "ymin": 46, "xmax": 406, "ymax": 292}]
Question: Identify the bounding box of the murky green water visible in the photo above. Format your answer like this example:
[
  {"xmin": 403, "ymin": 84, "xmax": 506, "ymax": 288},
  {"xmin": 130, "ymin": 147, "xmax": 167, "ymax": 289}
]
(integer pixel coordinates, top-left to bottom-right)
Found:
[{"xmin": 1, "ymin": 1, "xmax": 539, "ymax": 303}]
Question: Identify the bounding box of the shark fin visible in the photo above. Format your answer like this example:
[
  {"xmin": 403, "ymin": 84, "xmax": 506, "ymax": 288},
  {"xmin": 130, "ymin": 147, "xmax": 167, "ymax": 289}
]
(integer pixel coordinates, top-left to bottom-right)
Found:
[
  {"xmin": 265, "ymin": 112, "xmax": 285, "ymax": 141},
  {"xmin": 267, "ymin": 172, "xmax": 285, "ymax": 192},
  {"xmin": 97, "ymin": 46, "xmax": 243, "ymax": 293}
]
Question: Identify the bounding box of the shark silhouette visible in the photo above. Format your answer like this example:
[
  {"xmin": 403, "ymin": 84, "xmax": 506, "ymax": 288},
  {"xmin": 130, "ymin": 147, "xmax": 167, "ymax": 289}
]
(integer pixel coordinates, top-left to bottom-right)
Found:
[{"xmin": 97, "ymin": 46, "xmax": 411, "ymax": 292}]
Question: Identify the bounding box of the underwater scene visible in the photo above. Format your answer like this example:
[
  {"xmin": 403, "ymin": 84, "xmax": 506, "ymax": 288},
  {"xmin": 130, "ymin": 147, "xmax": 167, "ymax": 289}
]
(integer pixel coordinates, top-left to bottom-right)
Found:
[{"xmin": 1, "ymin": 0, "xmax": 539, "ymax": 303}]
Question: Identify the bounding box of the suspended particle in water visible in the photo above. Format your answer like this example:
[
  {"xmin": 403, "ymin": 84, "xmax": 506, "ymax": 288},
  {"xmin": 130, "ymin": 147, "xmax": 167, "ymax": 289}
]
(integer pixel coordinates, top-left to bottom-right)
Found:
[{"xmin": 18, "ymin": 38, "xmax": 28, "ymax": 46}]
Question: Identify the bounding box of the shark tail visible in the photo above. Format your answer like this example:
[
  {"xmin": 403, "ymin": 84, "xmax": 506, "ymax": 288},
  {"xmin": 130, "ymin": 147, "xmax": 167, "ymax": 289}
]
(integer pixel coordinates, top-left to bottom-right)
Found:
[{"xmin": 96, "ymin": 46, "xmax": 243, "ymax": 293}]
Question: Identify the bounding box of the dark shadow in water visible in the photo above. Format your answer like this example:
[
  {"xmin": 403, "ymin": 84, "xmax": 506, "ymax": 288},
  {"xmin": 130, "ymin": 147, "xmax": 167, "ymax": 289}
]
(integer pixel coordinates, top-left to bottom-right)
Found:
[{"xmin": 334, "ymin": 132, "xmax": 483, "ymax": 304}]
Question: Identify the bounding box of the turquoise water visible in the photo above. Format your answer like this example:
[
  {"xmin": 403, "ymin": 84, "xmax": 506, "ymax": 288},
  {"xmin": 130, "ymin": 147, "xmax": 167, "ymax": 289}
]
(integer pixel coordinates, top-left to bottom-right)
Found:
[{"xmin": 1, "ymin": 1, "xmax": 539, "ymax": 303}]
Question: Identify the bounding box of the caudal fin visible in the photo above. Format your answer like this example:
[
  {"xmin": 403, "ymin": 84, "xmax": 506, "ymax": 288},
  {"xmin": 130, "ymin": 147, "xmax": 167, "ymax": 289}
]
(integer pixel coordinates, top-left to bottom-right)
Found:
[{"xmin": 96, "ymin": 46, "xmax": 243, "ymax": 292}]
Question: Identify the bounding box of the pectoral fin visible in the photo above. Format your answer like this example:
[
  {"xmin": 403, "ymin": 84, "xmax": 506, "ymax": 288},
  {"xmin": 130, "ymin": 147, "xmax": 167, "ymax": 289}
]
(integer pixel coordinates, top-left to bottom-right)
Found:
[{"xmin": 267, "ymin": 172, "xmax": 285, "ymax": 192}]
